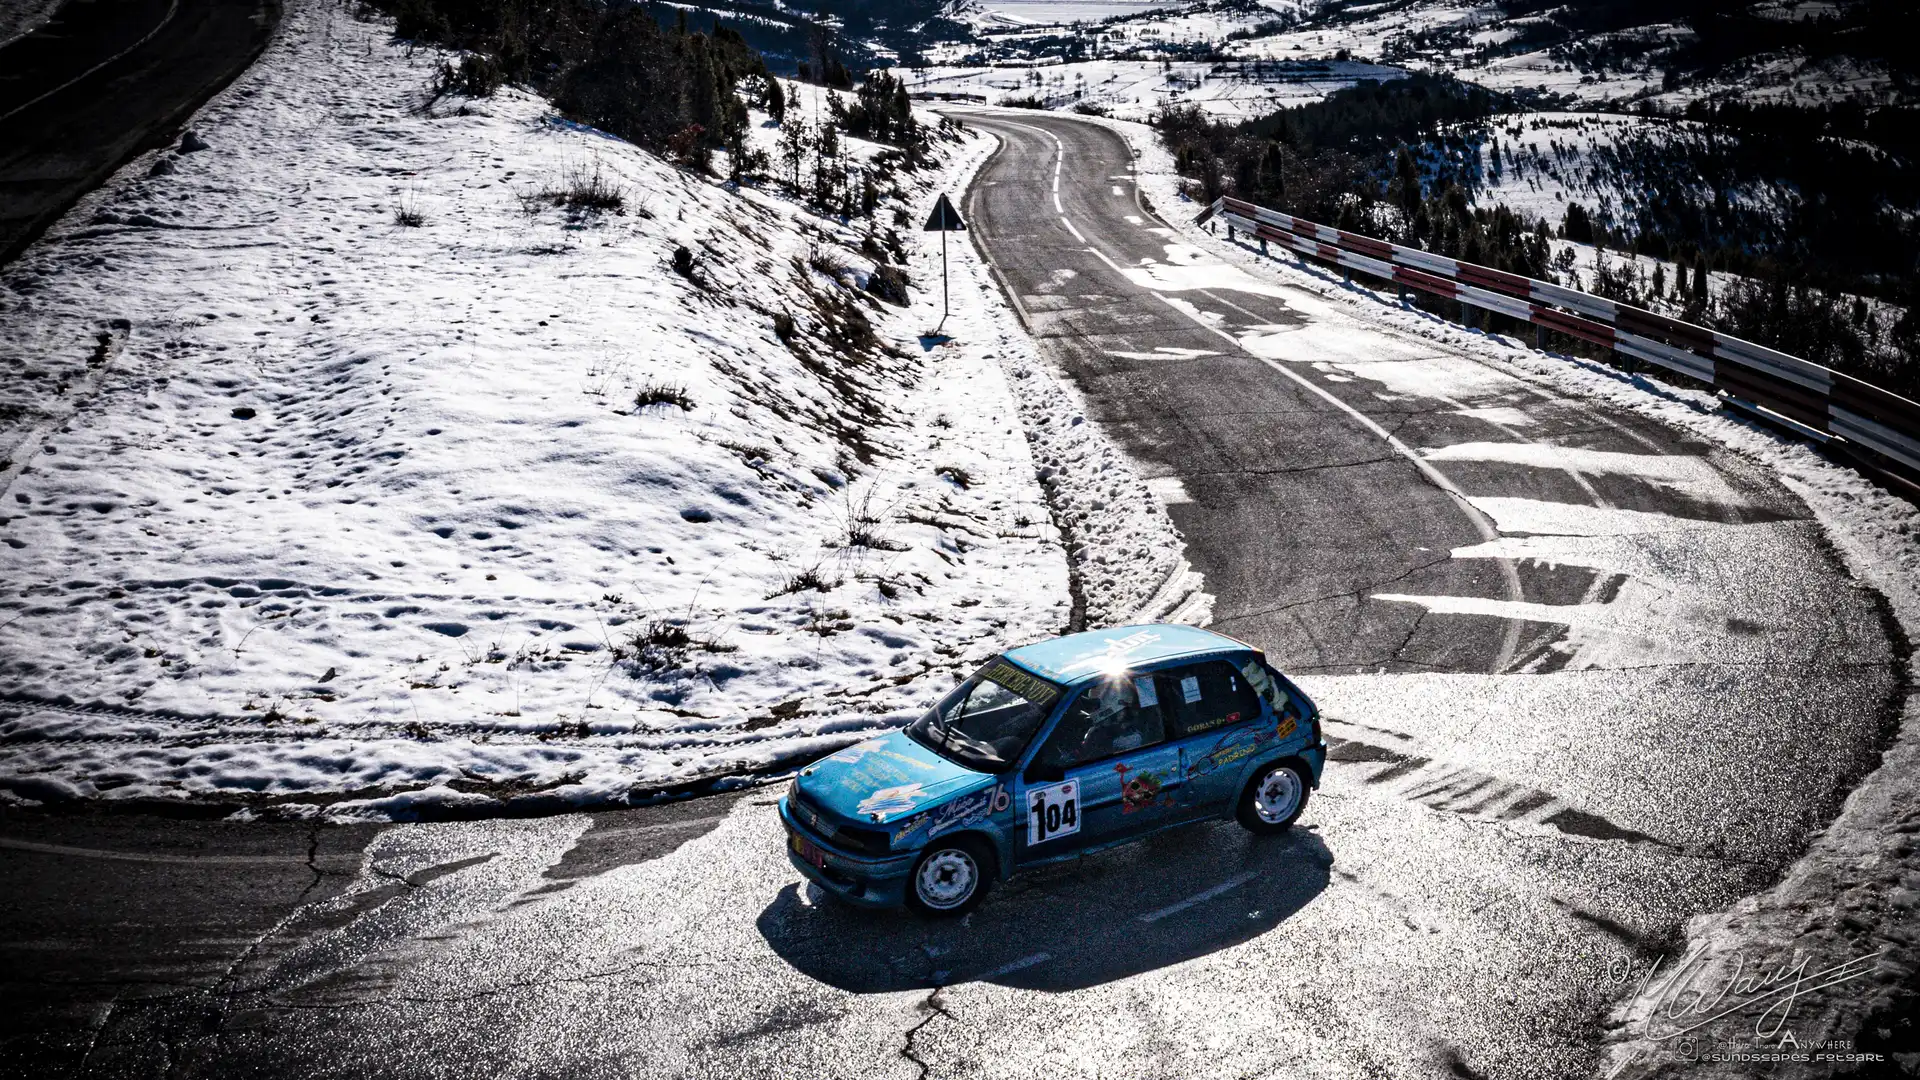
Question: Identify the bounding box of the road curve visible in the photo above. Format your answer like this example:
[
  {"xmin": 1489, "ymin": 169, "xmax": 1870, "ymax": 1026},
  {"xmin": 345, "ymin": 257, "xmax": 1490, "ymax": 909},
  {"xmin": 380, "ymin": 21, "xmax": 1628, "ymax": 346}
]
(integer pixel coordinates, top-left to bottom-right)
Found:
[
  {"xmin": 0, "ymin": 113, "xmax": 1907, "ymax": 1078},
  {"xmin": 0, "ymin": 0, "xmax": 280, "ymax": 264}
]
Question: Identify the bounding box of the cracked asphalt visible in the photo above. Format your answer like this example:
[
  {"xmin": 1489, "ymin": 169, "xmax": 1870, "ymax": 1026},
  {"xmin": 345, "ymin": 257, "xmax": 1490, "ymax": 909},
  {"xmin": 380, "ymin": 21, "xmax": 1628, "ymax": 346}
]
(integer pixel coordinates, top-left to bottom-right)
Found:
[{"xmin": 0, "ymin": 112, "xmax": 1908, "ymax": 1078}]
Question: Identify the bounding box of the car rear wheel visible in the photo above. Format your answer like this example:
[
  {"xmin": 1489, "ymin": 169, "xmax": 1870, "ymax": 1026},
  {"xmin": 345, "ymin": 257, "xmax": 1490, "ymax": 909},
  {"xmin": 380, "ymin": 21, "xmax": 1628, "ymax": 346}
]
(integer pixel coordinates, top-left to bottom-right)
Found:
[
  {"xmin": 1237, "ymin": 761, "xmax": 1309, "ymax": 835},
  {"xmin": 906, "ymin": 837, "xmax": 994, "ymax": 917}
]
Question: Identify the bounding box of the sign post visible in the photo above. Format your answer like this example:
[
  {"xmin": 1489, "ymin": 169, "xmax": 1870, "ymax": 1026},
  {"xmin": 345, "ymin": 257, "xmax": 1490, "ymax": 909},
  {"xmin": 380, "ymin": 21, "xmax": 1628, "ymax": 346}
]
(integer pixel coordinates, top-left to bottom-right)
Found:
[{"xmin": 923, "ymin": 192, "xmax": 966, "ymax": 333}]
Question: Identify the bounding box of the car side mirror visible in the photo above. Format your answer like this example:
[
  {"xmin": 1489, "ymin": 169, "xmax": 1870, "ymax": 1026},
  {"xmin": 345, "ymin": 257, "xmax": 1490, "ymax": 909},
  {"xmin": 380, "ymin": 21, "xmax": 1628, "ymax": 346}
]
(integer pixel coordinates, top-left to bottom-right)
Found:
[{"xmin": 1025, "ymin": 762, "xmax": 1065, "ymax": 783}]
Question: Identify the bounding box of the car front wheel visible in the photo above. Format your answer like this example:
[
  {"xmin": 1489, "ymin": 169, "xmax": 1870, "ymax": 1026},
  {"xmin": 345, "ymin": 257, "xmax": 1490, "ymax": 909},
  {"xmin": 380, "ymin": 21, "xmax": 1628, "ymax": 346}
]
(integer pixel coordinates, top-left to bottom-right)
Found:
[
  {"xmin": 1237, "ymin": 760, "xmax": 1310, "ymax": 835},
  {"xmin": 906, "ymin": 838, "xmax": 993, "ymax": 917}
]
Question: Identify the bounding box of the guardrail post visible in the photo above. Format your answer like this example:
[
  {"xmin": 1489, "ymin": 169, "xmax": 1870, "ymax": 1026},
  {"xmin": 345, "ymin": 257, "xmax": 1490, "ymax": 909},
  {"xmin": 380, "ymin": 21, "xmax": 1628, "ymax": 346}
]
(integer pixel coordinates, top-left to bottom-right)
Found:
[
  {"xmin": 1226, "ymin": 223, "xmax": 1234, "ymax": 242},
  {"xmin": 1259, "ymin": 237, "xmax": 1268, "ymax": 256},
  {"xmin": 1397, "ymin": 284, "xmax": 1406, "ymax": 305},
  {"xmin": 1342, "ymin": 266, "xmax": 1351, "ymax": 285},
  {"xmin": 1535, "ymin": 324, "xmax": 1544, "ymax": 350}
]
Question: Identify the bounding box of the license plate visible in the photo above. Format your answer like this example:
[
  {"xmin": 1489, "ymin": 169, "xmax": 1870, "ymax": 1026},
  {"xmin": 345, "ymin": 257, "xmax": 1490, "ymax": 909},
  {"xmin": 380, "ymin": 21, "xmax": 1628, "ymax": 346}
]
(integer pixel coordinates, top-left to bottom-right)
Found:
[{"xmin": 790, "ymin": 832, "xmax": 827, "ymax": 869}]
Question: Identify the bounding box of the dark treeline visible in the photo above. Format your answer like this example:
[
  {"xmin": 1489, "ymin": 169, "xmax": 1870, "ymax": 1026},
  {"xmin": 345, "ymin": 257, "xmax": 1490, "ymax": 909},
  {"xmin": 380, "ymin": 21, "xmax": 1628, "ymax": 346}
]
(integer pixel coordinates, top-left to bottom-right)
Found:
[
  {"xmin": 377, "ymin": 0, "xmax": 938, "ymax": 216},
  {"xmin": 1159, "ymin": 72, "xmax": 1920, "ymax": 396},
  {"xmin": 384, "ymin": 0, "xmax": 770, "ymax": 163},
  {"xmin": 1478, "ymin": 0, "xmax": 1920, "ymax": 81},
  {"xmin": 1158, "ymin": 74, "xmax": 1554, "ymax": 295}
]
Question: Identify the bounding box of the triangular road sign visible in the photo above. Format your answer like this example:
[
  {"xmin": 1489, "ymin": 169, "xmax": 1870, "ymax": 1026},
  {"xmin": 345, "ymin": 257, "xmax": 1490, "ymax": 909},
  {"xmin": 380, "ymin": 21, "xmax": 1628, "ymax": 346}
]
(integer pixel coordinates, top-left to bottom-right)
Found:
[{"xmin": 923, "ymin": 193, "xmax": 966, "ymax": 232}]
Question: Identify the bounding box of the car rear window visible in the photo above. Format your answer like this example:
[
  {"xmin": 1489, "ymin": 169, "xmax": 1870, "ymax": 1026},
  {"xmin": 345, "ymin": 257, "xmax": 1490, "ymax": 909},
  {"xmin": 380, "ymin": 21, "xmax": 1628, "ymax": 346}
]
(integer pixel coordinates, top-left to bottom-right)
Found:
[{"xmin": 1159, "ymin": 660, "xmax": 1261, "ymax": 738}]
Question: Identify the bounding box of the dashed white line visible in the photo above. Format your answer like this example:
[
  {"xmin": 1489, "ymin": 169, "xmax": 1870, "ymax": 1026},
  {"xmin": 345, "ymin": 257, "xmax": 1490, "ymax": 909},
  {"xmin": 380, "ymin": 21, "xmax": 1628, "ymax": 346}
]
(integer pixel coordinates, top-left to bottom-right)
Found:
[
  {"xmin": 0, "ymin": 836, "xmax": 317, "ymax": 865},
  {"xmin": 1077, "ymin": 243, "xmax": 1523, "ymax": 671},
  {"xmin": 979, "ymin": 952, "xmax": 1052, "ymax": 978},
  {"xmin": 1140, "ymin": 872, "xmax": 1258, "ymax": 922}
]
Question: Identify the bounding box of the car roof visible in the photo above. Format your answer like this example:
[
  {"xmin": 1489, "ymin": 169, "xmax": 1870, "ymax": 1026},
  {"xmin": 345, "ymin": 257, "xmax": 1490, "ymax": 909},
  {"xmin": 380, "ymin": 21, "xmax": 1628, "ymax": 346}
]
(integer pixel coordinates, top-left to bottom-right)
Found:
[{"xmin": 1002, "ymin": 624, "xmax": 1252, "ymax": 687}]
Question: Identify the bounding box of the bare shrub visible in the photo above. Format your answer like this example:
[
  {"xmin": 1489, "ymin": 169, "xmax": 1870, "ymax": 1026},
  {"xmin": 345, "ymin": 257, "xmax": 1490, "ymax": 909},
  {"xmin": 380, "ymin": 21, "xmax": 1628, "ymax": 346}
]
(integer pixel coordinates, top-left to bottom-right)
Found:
[
  {"xmin": 393, "ymin": 194, "xmax": 425, "ymax": 227},
  {"xmin": 867, "ymin": 265, "xmax": 910, "ymax": 306},
  {"xmin": 633, "ymin": 382, "xmax": 693, "ymax": 410},
  {"xmin": 770, "ymin": 566, "xmax": 839, "ymax": 597},
  {"xmin": 614, "ymin": 619, "xmax": 734, "ymax": 672},
  {"xmin": 520, "ymin": 162, "xmax": 625, "ymax": 216}
]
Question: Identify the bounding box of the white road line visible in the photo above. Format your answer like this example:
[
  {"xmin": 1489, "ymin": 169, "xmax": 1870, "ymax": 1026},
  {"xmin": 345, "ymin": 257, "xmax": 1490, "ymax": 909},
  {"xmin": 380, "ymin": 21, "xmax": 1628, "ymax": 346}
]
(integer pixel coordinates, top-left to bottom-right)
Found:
[
  {"xmin": 1140, "ymin": 871, "xmax": 1258, "ymax": 922},
  {"xmin": 1060, "ymin": 216, "xmax": 1086, "ymax": 243},
  {"xmin": 0, "ymin": 836, "xmax": 320, "ymax": 865},
  {"xmin": 962, "ymin": 113, "xmax": 1527, "ymax": 670},
  {"xmin": 0, "ymin": 0, "xmax": 182, "ymax": 125},
  {"xmin": 570, "ymin": 815, "xmax": 727, "ymax": 840},
  {"xmin": 979, "ymin": 952, "xmax": 1051, "ymax": 978},
  {"xmin": 1084, "ymin": 241, "xmax": 1522, "ymax": 671}
]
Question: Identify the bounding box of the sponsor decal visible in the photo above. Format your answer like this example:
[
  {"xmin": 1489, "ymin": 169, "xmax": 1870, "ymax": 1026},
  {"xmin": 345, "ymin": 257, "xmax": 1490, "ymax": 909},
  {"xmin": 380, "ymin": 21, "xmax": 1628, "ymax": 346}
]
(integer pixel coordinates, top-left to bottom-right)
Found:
[
  {"xmin": 1055, "ymin": 629, "xmax": 1164, "ymax": 675},
  {"xmin": 891, "ymin": 786, "xmax": 998, "ymax": 850},
  {"xmin": 991, "ymin": 785, "xmax": 1011, "ymax": 813},
  {"xmin": 1184, "ymin": 710, "xmax": 1241, "ymax": 735},
  {"xmin": 1275, "ymin": 715, "xmax": 1297, "ymax": 740},
  {"xmin": 857, "ymin": 783, "xmax": 926, "ymax": 818},
  {"xmin": 1187, "ymin": 728, "xmax": 1264, "ymax": 777},
  {"xmin": 1134, "ymin": 676, "xmax": 1159, "ymax": 708},
  {"xmin": 1115, "ymin": 762, "xmax": 1170, "ymax": 814},
  {"xmin": 981, "ymin": 660, "xmax": 1062, "ymax": 707}
]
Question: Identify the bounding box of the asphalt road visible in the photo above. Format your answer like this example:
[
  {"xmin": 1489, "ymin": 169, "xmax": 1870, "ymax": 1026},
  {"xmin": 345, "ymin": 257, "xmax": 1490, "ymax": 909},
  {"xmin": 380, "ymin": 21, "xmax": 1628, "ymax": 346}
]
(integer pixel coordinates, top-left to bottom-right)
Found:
[
  {"xmin": 0, "ymin": 112, "xmax": 1908, "ymax": 1078},
  {"xmin": 0, "ymin": 0, "xmax": 280, "ymax": 264}
]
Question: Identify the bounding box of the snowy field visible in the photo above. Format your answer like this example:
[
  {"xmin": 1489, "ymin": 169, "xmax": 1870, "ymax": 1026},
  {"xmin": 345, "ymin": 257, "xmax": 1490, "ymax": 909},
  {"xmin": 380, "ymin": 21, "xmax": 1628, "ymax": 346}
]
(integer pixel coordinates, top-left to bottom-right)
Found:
[
  {"xmin": 956, "ymin": 0, "xmax": 1181, "ymax": 26},
  {"xmin": 0, "ymin": 1, "xmax": 1207, "ymax": 815},
  {"xmin": 907, "ymin": 58, "xmax": 1404, "ymax": 121},
  {"xmin": 1224, "ymin": 0, "xmax": 1483, "ymax": 63}
]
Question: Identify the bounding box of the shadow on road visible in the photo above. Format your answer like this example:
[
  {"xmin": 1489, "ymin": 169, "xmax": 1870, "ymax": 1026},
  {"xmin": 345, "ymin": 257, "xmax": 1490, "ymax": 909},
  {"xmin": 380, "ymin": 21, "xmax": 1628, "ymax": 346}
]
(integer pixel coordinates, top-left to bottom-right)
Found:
[{"xmin": 757, "ymin": 820, "xmax": 1331, "ymax": 992}]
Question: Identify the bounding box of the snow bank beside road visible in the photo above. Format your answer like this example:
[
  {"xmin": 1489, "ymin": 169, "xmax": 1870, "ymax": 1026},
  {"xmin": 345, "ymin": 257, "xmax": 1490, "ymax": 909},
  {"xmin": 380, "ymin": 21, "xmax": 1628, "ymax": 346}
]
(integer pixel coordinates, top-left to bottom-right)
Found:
[{"xmin": 0, "ymin": 1, "xmax": 1074, "ymax": 814}]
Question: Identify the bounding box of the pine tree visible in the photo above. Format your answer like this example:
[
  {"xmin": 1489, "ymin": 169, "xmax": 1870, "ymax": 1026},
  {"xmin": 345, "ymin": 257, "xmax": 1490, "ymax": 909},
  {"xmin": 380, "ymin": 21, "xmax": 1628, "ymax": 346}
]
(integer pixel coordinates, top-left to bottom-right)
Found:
[
  {"xmin": 778, "ymin": 116, "xmax": 811, "ymax": 191},
  {"xmin": 765, "ymin": 78, "xmax": 787, "ymax": 125},
  {"xmin": 1390, "ymin": 145, "xmax": 1420, "ymax": 222},
  {"xmin": 690, "ymin": 36, "xmax": 718, "ymax": 134}
]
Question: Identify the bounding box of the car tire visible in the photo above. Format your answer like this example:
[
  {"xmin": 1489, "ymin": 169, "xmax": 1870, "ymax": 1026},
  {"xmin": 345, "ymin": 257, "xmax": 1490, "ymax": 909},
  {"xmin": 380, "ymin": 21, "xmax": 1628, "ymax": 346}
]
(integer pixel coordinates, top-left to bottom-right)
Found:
[
  {"xmin": 1237, "ymin": 760, "xmax": 1310, "ymax": 835},
  {"xmin": 905, "ymin": 836, "xmax": 995, "ymax": 917}
]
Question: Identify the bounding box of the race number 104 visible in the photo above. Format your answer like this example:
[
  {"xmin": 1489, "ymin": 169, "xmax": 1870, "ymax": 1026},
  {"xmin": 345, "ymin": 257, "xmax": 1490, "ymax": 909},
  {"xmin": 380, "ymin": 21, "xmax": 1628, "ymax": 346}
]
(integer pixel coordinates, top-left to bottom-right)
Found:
[{"xmin": 1027, "ymin": 779, "xmax": 1080, "ymax": 845}]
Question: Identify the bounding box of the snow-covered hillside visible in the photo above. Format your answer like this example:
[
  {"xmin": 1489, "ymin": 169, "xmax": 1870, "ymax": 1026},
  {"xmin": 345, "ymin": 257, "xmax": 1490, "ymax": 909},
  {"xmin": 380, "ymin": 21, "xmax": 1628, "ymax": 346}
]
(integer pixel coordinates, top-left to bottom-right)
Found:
[
  {"xmin": 0, "ymin": 1, "xmax": 1202, "ymax": 816},
  {"xmin": 909, "ymin": 57, "xmax": 1402, "ymax": 120}
]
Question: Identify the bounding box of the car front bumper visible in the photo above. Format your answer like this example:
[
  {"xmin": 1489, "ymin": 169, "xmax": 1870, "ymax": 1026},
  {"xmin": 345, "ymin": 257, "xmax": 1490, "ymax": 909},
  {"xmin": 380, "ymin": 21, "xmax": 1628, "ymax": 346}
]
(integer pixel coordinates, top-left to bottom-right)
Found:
[{"xmin": 778, "ymin": 797, "xmax": 917, "ymax": 909}]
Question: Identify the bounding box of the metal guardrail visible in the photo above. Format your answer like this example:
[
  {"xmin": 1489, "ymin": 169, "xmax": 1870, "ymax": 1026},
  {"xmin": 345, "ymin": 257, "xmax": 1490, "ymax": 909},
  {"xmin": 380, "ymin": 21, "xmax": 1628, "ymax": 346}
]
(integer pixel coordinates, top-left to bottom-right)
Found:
[{"xmin": 1200, "ymin": 195, "xmax": 1920, "ymax": 478}]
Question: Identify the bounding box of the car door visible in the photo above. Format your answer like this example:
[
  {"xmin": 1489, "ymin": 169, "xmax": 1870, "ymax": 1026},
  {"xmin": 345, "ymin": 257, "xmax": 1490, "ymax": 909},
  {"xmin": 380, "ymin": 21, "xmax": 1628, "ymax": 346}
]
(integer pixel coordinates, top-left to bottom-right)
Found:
[
  {"xmin": 1016, "ymin": 674, "xmax": 1188, "ymax": 864},
  {"xmin": 1157, "ymin": 657, "xmax": 1268, "ymax": 813}
]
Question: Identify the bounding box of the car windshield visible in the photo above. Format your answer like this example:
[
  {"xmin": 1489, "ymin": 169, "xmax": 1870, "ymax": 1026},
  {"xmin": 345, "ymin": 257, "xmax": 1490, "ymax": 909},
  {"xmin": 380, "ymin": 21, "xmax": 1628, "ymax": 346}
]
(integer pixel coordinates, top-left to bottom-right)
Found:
[{"xmin": 907, "ymin": 657, "xmax": 1063, "ymax": 773}]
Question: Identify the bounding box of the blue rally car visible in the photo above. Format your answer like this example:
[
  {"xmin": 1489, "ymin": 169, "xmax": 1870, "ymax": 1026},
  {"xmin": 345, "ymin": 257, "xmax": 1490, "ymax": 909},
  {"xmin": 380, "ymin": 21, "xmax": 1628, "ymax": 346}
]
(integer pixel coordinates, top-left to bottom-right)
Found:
[{"xmin": 779, "ymin": 624, "xmax": 1326, "ymax": 915}]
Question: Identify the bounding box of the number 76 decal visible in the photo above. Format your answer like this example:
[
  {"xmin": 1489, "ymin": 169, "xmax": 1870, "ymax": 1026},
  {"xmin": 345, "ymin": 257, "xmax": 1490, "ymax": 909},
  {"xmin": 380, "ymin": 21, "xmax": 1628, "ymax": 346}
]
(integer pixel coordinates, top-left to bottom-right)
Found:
[{"xmin": 1027, "ymin": 779, "xmax": 1080, "ymax": 845}]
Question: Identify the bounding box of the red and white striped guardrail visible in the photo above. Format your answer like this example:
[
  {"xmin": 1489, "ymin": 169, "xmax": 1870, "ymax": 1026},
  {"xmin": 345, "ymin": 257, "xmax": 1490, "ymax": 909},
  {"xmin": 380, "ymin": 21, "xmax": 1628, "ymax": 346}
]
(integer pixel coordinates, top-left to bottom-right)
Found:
[{"xmin": 1200, "ymin": 195, "xmax": 1920, "ymax": 478}]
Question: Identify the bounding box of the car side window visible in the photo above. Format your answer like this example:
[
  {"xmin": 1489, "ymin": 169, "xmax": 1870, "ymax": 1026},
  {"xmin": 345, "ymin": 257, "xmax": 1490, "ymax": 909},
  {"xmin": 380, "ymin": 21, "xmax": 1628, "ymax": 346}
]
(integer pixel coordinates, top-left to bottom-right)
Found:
[
  {"xmin": 1161, "ymin": 660, "xmax": 1261, "ymax": 738},
  {"xmin": 1038, "ymin": 676, "xmax": 1166, "ymax": 769},
  {"xmin": 1237, "ymin": 657, "xmax": 1301, "ymax": 720}
]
